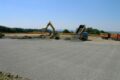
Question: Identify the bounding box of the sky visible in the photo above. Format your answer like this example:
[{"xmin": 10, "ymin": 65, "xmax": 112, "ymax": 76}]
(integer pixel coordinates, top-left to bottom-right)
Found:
[{"xmin": 0, "ymin": 0, "xmax": 120, "ymax": 31}]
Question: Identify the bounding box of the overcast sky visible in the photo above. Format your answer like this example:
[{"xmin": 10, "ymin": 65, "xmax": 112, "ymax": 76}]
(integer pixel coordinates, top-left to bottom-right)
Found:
[{"xmin": 0, "ymin": 0, "xmax": 120, "ymax": 31}]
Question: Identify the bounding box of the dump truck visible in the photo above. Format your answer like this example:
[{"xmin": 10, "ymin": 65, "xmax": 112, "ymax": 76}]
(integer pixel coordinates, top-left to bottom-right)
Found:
[{"xmin": 76, "ymin": 25, "xmax": 88, "ymax": 41}]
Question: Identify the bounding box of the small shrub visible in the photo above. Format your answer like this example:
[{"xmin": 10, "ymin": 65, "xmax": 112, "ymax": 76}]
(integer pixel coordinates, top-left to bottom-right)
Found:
[{"xmin": 62, "ymin": 29, "xmax": 71, "ymax": 33}]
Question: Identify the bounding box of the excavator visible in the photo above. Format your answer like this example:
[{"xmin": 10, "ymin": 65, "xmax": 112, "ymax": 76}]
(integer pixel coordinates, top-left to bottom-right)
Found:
[{"xmin": 0, "ymin": 32, "xmax": 5, "ymax": 38}]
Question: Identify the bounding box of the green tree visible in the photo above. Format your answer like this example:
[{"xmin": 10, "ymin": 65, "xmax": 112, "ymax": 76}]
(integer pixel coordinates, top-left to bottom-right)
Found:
[
  {"xmin": 100, "ymin": 30, "xmax": 105, "ymax": 33},
  {"xmin": 63, "ymin": 29, "xmax": 70, "ymax": 33},
  {"xmin": 86, "ymin": 27, "xmax": 101, "ymax": 34}
]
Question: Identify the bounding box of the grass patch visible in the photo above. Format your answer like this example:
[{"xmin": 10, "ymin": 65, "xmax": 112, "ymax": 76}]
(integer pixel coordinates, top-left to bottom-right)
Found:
[{"xmin": 0, "ymin": 71, "xmax": 30, "ymax": 80}]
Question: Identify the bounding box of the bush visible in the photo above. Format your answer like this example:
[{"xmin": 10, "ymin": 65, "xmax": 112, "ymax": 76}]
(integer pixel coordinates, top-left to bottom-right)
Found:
[
  {"xmin": 63, "ymin": 29, "xmax": 70, "ymax": 33},
  {"xmin": 86, "ymin": 27, "xmax": 104, "ymax": 34}
]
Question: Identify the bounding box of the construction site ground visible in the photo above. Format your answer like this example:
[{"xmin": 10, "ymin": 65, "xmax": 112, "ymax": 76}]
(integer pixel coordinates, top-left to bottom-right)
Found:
[{"xmin": 0, "ymin": 35, "xmax": 120, "ymax": 80}]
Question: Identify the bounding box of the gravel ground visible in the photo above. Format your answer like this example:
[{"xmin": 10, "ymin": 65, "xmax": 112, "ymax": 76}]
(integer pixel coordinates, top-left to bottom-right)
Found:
[{"xmin": 0, "ymin": 39, "xmax": 120, "ymax": 80}]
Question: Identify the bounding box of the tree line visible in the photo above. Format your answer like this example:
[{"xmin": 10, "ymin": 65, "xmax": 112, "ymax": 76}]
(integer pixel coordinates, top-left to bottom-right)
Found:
[
  {"xmin": 63, "ymin": 27, "xmax": 106, "ymax": 34},
  {"xmin": 0, "ymin": 25, "xmax": 106, "ymax": 34},
  {"xmin": 0, "ymin": 25, "xmax": 42, "ymax": 33}
]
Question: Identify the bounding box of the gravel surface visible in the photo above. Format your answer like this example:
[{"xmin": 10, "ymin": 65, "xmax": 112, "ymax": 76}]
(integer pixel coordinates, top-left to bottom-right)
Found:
[{"xmin": 0, "ymin": 39, "xmax": 120, "ymax": 80}]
